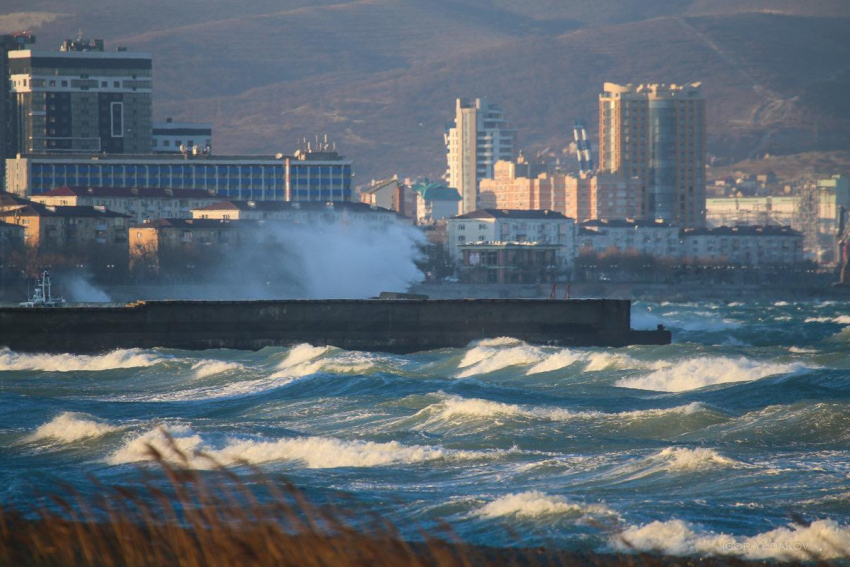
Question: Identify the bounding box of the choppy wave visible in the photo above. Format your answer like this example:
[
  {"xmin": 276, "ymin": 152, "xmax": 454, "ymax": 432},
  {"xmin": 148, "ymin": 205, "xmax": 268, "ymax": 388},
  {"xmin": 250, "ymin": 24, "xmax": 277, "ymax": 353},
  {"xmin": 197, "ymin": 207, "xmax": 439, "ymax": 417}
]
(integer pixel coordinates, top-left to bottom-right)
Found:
[
  {"xmin": 604, "ymin": 447, "xmax": 746, "ymax": 482},
  {"xmin": 28, "ymin": 412, "xmax": 120, "ymax": 443},
  {"xmin": 611, "ymin": 518, "xmax": 850, "ymax": 561},
  {"xmin": 457, "ymin": 341, "xmax": 545, "ymax": 377},
  {"xmin": 191, "ymin": 360, "xmax": 245, "ymax": 379},
  {"xmin": 475, "ymin": 491, "xmax": 616, "ymax": 520},
  {"xmin": 108, "ymin": 425, "xmax": 492, "ymax": 469},
  {"xmin": 0, "ymin": 348, "xmax": 160, "ymax": 372},
  {"xmin": 805, "ymin": 316, "xmax": 850, "ymax": 324},
  {"xmin": 616, "ymin": 357, "xmax": 810, "ymax": 392},
  {"xmin": 270, "ymin": 344, "xmax": 380, "ymax": 379}
]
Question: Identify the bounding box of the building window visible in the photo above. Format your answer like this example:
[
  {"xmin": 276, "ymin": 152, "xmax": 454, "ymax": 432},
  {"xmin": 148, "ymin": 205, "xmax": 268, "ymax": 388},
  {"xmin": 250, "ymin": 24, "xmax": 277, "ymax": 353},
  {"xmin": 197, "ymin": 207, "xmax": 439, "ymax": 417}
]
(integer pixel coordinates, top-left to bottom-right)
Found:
[
  {"xmin": 110, "ymin": 102, "xmax": 124, "ymax": 137},
  {"xmin": 114, "ymin": 81, "xmax": 120, "ymax": 88}
]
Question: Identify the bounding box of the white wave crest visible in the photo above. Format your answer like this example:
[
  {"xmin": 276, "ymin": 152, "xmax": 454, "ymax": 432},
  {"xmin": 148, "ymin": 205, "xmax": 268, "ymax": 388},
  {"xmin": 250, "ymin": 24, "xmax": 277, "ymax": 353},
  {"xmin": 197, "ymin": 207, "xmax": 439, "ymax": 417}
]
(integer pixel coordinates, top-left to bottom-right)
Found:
[
  {"xmin": 416, "ymin": 394, "xmax": 592, "ymax": 424},
  {"xmin": 650, "ymin": 447, "xmax": 743, "ymax": 472},
  {"xmin": 788, "ymin": 346, "xmax": 817, "ymax": 354},
  {"xmin": 108, "ymin": 426, "xmax": 487, "ymax": 469},
  {"xmin": 0, "ymin": 348, "xmax": 161, "ymax": 372},
  {"xmin": 616, "ymin": 357, "xmax": 810, "ymax": 392},
  {"xmin": 28, "ymin": 412, "xmax": 119, "ymax": 443},
  {"xmin": 528, "ymin": 349, "xmax": 638, "ymax": 375},
  {"xmin": 805, "ymin": 316, "xmax": 850, "ymax": 324},
  {"xmin": 612, "ymin": 519, "xmax": 850, "ymax": 561},
  {"xmin": 457, "ymin": 342, "xmax": 545, "ymax": 378},
  {"xmin": 269, "ymin": 344, "xmax": 377, "ymax": 379},
  {"xmin": 476, "ymin": 491, "xmax": 615, "ymax": 519},
  {"xmin": 191, "ymin": 360, "xmax": 245, "ymax": 379}
]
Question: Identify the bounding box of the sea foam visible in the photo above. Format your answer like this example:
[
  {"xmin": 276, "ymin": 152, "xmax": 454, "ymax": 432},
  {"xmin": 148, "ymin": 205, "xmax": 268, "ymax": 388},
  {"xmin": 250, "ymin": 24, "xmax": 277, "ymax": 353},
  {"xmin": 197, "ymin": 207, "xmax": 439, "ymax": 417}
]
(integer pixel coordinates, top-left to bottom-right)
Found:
[
  {"xmin": 0, "ymin": 348, "xmax": 161, "ymax": 372},
  {"xmin": 612, "ymin": 518, "xmax": 850, "ymax": 561},
  {"xmin": 616, "ymin": 357, "xmax": 810, "ymax": 392},
  {"xmin": 475, "ymin": 491, "xmax": 616, "ymax": 520},
  {"xmin": 28, "ymin": 412, "xmax": 120, "ymax": 443},
  {"xmin": 191, "ymin": 360, "xmax": 245, "ymax": 379},
  {"xmin": 457, "ymin": 342, "xmax": 545, "ymax": 377},
  {"xmin": 108, "ymin": 425, "xmax": 488, "ymax": 469}
]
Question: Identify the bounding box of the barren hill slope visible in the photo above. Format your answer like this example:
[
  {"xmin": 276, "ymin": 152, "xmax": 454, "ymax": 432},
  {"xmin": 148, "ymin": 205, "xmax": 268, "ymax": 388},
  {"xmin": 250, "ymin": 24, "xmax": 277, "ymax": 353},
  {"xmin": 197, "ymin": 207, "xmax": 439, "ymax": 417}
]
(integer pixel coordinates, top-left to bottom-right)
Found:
[{"xmin": 2, "ymin": 0, "xmax": 849, "ymax": 182}]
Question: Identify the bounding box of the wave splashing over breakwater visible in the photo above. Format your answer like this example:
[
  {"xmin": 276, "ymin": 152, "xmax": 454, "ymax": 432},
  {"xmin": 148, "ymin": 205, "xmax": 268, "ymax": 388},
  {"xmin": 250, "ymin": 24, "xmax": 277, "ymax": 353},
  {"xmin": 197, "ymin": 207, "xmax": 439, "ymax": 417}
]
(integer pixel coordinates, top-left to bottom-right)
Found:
[{"xmin": 3, "ymin": 299, "xmax": 850, "ymax": 560}]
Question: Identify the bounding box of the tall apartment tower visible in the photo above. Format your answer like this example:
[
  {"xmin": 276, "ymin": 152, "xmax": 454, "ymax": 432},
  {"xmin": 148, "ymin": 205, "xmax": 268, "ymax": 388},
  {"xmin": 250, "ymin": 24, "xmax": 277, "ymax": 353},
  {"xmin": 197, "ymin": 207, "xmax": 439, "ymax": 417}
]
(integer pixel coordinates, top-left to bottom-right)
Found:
[
  {"xmin": 445, "ymin": 98, "xmax": 515, "ymax": 214},
  {"xmin": 598, "ymin": 82, "xmax": 706, "ymax": 227},
  {"xmin": 7, "ymin": 37, "xmax": 152, "ymax": 156},
  {"xmin": 1, "ymin": 32, "xmax": 36, "ymax": 191}
]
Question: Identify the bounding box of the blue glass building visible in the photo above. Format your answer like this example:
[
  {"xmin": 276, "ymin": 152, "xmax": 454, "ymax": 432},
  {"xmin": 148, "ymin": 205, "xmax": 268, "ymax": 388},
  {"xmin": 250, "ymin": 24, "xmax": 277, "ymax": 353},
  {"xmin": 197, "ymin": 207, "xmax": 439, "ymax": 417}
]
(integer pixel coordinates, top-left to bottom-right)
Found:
[{"xmin": 6, "ymin": 153, "xmax": 353, "ymax": 202}]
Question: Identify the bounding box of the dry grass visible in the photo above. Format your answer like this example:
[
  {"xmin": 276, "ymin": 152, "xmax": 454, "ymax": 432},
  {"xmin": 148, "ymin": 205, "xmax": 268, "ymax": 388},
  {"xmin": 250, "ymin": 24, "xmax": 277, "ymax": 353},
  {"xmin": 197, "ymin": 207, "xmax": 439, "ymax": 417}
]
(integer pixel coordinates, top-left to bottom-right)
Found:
[{"xmin": 0, "ymin": 434, "xmax": 831, "ymax": 567}]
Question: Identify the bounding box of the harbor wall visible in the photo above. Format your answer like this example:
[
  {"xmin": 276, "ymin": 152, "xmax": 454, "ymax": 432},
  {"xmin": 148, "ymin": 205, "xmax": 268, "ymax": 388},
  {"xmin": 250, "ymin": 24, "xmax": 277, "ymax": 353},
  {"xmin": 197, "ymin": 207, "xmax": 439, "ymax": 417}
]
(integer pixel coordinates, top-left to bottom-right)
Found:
[{"xmin": 0, "ymin": 299, "xmax": 669, "ymax": 353}]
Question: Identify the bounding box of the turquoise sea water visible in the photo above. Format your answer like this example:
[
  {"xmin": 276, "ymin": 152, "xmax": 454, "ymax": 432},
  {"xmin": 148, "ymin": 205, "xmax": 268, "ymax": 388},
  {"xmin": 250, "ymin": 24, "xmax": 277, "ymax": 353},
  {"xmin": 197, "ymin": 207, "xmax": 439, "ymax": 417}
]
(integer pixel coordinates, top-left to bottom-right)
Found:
[{"xmin": 2, "ymin": 300, "xmax": 849, "ymax": 560}]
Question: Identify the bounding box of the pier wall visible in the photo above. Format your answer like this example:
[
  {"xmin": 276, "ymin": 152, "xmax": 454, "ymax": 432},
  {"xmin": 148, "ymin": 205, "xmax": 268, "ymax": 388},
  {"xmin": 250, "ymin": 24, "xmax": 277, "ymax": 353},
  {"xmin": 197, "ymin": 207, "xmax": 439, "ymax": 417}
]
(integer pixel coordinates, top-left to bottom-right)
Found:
[{"xmin": 0, "ymin": 299, "xmax": 669, "ymax": 353}]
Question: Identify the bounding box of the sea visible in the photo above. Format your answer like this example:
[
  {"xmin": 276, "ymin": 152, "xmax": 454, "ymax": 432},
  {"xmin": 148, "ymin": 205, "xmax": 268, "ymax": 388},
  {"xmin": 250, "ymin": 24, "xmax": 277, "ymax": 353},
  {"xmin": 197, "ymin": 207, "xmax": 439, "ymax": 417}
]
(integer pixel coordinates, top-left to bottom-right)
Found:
[{"xmin": 2, "ymin": 299, "xmax": 849, "ymax": 561}]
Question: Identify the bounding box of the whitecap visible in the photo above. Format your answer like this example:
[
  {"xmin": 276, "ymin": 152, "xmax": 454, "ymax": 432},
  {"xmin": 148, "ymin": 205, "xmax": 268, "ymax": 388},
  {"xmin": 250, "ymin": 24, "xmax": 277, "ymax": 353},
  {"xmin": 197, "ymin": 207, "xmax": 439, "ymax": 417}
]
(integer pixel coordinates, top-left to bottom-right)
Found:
[
  {"xmin": 475, "ymin": 491, "xmax": 616, "ymax": 519},
  {"xmin": 191, "ymin": 360, "xmax": 245, "ymax": 379},
  {"xmin": 0, "ymin": 348, "xmax": 161, "ymax": 372},
  {"xmin": 28, "ymin": 412, "xmax": 120, "ymax": 443},
  {"xmin": 611, "ymin": 518, "xmax": 850, "ymax": 561},
  {"xmin": 457, "ymin": 342, "xmax": 545, "ymax": 378},
  {"xmin": 108, "ymin": 425, "xmax": 490, "ymax": 469},
  {"xmin": 616, "ymin": 357, "xmax": 810, "ymax": 392},
  {"xmin": 805, "ymin": 316, "xmax": 850, "ymax": 324}
]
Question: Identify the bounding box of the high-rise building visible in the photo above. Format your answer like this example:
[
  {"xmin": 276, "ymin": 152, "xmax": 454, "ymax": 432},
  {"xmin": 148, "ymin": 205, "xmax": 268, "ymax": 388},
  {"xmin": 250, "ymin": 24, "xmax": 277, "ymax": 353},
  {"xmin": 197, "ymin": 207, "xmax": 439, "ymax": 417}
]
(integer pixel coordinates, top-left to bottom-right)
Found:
[
  {"xmin": 598, "ymin": 82, "xmax": 706, "ymax": 227},
  {"xmin": 152, "ymin": 118, "xmax": 212, "ymax": 154},
  {"xmin": 7, "ymin": 37, "xmax": 152, "ymax": 156},
  {"xmin": 1, "ymin": 32, "xmax": 36, "ymax": 191},
  {"xmin": 445, "ymin": 98, "xmax": 514, "ymax": 215}
]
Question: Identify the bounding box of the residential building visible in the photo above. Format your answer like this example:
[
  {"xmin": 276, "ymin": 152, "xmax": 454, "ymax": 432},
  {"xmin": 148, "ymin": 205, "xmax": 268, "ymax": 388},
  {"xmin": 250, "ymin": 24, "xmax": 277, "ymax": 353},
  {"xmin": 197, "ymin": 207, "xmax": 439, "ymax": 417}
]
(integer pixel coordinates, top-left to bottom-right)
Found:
[
  {"xmin": 445, "ymin": 98, "xmax": 515, "ymax": 214},
  {"xmin": 0, "ymin": 190, "xmax": 31, "ymax": 212},
  {"xmin": 191, "ymin": 200, "xmax": 408, "ymax": 225},
  {"xmin": 599, "ymin": 82, "xmax": 706, "ymax": 227},
  {"xmin": 8, "ymin": 37, "xmax": 153, "ymax": 155},
  {"xmin": 1, "ymin": 32, "xmax": 36, "ymax": 190},
  {"xmin": 31, "ymin": 186, "xmax": 225, "ymax": 224},
  {"xmin": 479, "ymin": 159, "xmax": 639, "ymax": 222},
  {"xmin": 152, "ymin": 118, "xmax": 212, "ymax": 153},
  {"xmin": 359, "ymin": 176, "xmax": 417, "ymax": 219},
  {"xmin": 0, "ymin": 219, "xmax": 24, "ymax": 249},
  {"xmin": 0, "ymin": 202, "xmax": 130, "ymax": 250},
  {"xmin": 680, "ymin": 226, "xmax": 804, "ymax": 265},
  {"xmin": 129, "ymin": 218, "xmax": 259, "ymax": 272},
  {"xmin": 446, "ymin": 209, "xmax": 576, "ymax": 269},
  {"xmin": 6, "ymin": 149, "xmax": 354, "ymax": 201},
  {"xmin": 706, "ymin": 195, "xmax": 796, "ymax": 227},
  {"xmin": 411, "ymin": 180, "xmax": 461, "ymax": 225},
  {"xmin": 578, "ymin": 219, "xmax": 682, "ymax": 258},
  {"xmin": 457, "ymin": 242, "xmax": 562, "ymax": 284}
]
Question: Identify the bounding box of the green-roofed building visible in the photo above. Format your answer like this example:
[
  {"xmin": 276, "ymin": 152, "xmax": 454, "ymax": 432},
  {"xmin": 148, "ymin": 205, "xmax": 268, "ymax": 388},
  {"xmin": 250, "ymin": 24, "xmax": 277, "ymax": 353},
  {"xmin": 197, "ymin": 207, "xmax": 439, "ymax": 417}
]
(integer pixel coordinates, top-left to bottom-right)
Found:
[{"xmin": 411, "ymin": 180, "xmax": 461, "ymax": 225}]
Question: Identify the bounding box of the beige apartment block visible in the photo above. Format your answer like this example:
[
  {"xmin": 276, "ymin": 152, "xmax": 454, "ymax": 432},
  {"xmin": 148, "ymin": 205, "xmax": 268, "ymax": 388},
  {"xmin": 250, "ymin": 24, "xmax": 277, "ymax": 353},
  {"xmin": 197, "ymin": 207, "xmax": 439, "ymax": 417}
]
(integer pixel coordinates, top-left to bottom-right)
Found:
[{"xmin": 599, "ymin": 82, "xmax": 706, "ymax": 227}]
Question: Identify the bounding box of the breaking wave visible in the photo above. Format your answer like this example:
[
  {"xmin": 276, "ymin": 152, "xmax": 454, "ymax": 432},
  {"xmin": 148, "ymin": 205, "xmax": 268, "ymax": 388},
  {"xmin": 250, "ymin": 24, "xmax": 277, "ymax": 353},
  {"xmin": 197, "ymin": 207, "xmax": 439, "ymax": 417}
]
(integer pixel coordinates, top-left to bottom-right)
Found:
[
  {"xmin": 457, "ymin": 341, "xmax": 545, "ymax": 377},
  {"xmin": 28, "ymin": 412, "xmax": 120, "ymax": 443},
  {"xmin": 611, "ymin": 518, "xmax": 850, "ymax": 561},
  {"xmin": 270, "ymin": 344, "xmax": 378, "ymax": 379},
  {"xmin": 0, "ymin": 348, "xmax": 161, "ymax": 372},
  {"xmin": 191, "ymin": 360, "xmax": 245, "ymax": 379},
  {"xmin": 616, "ymin": 357, "xmax": 810, "ymax": 392},
  {"xmin": 108, "ymin": 425, "xmax": 491, "ymax": 469},
  {"xmin": 805, "ymin": 316, "xmax": 850, "ymax": 324},
  {"xmin": 475, "ymin": 491, "xmax": 616, "ymax": 520},
  {"xmin": 604, "ymin": 447, "xmax": 746, "ymax": 482},
  {"xmin": 528, "ymin": 349, "xmax": 638, "ymax": 374}
]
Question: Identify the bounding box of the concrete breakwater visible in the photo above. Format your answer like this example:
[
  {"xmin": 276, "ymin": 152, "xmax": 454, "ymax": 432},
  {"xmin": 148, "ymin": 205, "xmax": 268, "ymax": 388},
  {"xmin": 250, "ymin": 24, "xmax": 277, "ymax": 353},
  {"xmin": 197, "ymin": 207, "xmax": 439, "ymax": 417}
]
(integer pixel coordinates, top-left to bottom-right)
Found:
[{"xmin": 0, "ymin": 299, "xmax": 670, "ymax": 354}]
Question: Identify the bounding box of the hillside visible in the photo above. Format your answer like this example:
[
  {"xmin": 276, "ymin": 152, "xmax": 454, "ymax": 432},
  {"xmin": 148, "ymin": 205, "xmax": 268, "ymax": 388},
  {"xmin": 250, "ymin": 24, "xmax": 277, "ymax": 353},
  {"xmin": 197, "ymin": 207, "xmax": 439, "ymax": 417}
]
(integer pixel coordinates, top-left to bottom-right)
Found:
[{"xmin": 2, "ymin": 0, "xmax": 849, "ymax": 184}]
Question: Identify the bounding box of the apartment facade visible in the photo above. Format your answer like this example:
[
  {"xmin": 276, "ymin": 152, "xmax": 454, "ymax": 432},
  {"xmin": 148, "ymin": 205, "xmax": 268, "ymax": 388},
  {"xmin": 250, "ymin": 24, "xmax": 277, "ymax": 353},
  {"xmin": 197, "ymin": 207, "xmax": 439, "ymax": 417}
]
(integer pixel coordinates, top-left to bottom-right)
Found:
[
  {"xmin": 8, "ymin": 38, "xmax": 152, "ymax": 155},
  {"xmin": 680, "ymin": 226, "xmax": 804, "ymax": 265},
  {"xmin": 445, "ymin": 98, "xmax": 515, "ymax": 214},
  {"xmin": 152, "ymin": 119, "xmax": 212, "ymax": 153},
  {"xmin": 31, "ymin": 186, "xmax": 225, "ymax": 224},
  {"xmin": 6, "ymin": 150, "xmax": 354, "ymax": 202},
  {"xmin": 578, "ymin": 219, "xmax": 682, "ymax": 258},
  {"xmin": 446, "ymin": 209, "xmax": 576, "ymax": 269},
  {"xmin": 479, "ymin": 160, "xmax": 640, "ymax": 222},
  {"xmin": 191, "ymin": 200, "xmax": 408, "ymax": 225},
  {"xmin": 599, "ymin": 82, "xmax": 706, "ymax": 227},
  {"xmin": 0, "ymin": 202, "xmax": 130, "ymax": 250}
]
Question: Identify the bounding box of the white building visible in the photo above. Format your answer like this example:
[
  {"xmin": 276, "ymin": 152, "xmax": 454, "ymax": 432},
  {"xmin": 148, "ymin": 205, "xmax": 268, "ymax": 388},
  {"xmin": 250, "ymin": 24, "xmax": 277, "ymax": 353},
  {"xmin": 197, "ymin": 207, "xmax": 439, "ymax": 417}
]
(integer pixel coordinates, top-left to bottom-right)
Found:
[
  {"xmin": 191, "ymin": 200, "xmax": 410, "ymax": 226},
  {"xmin": 447, "ymin": 209, "xmax": 576, "ymax": 268},
  {"xmin": 681, "ymin": 226, "xmax": 803, "ymax": 265},
  {"xmin": 445, "ymin": 98, "xmax": 515, "ymax": 214},
  {"xmin": 412, "ymin": 181, "xmax": 461, "ymax": 225},
  {"xmin": 152, "ymin": 119, "xmax": 212, "ymax": 154},
  {"xmin": 578, "ymin": 219, "xmax": 682, "ymax": 258}
]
